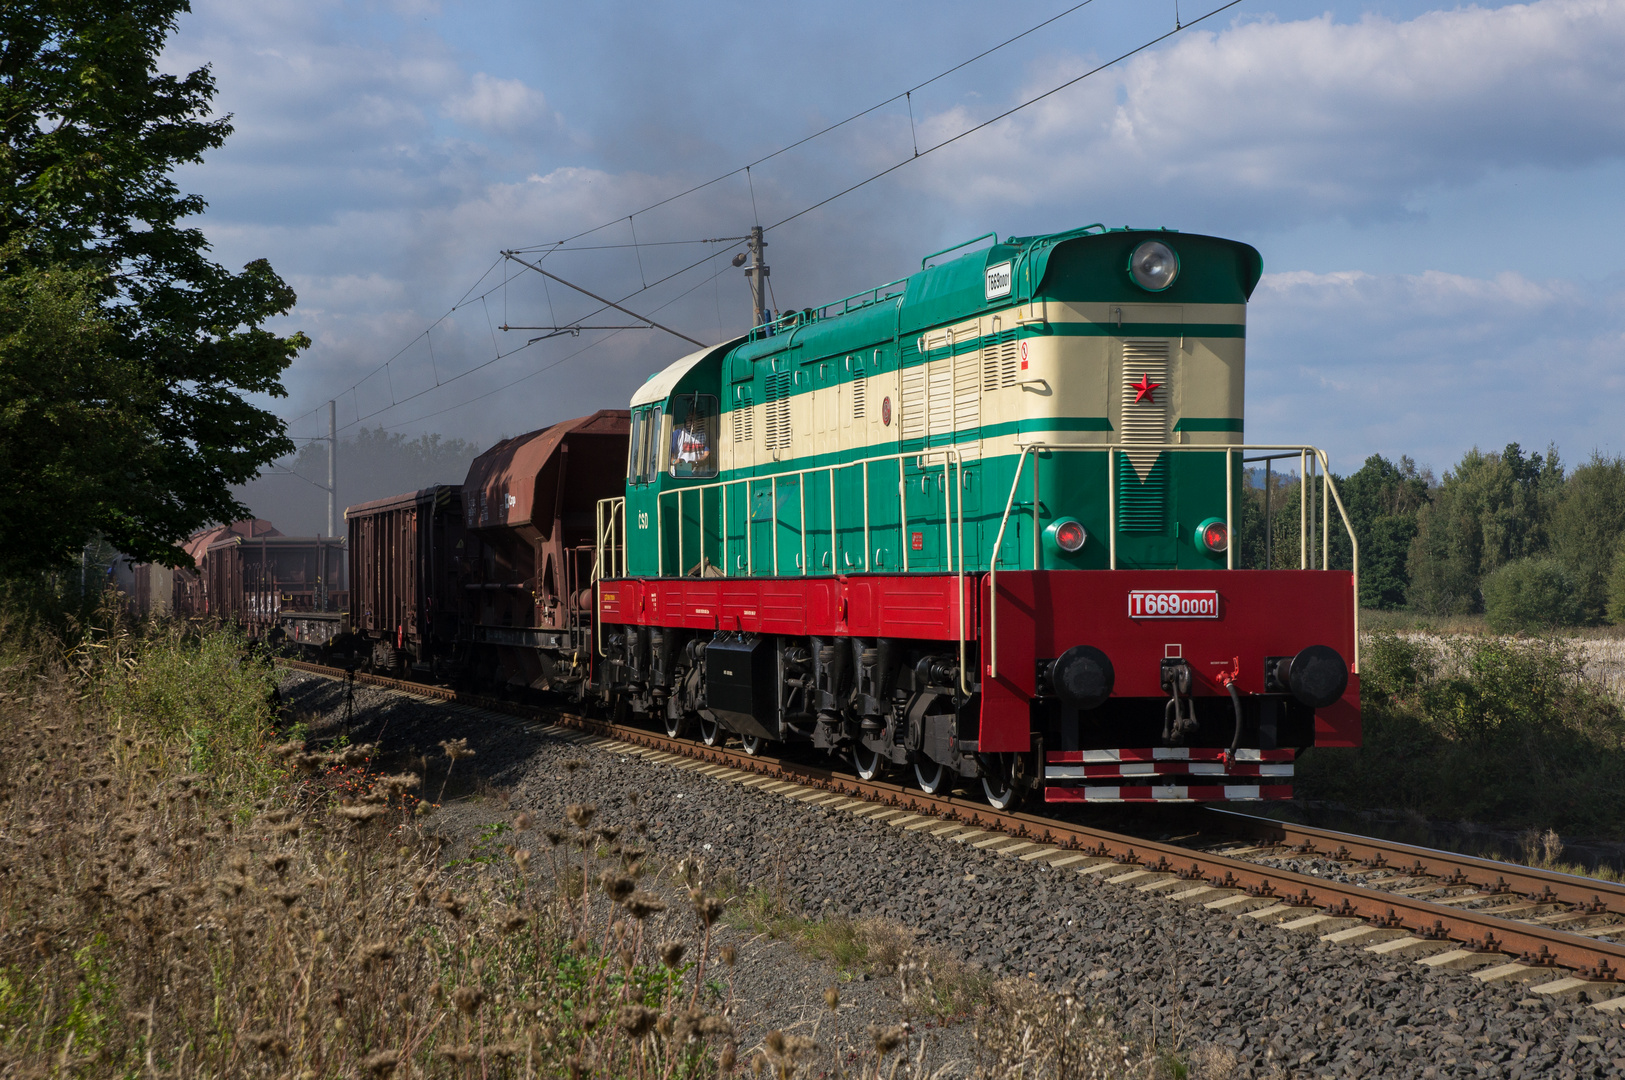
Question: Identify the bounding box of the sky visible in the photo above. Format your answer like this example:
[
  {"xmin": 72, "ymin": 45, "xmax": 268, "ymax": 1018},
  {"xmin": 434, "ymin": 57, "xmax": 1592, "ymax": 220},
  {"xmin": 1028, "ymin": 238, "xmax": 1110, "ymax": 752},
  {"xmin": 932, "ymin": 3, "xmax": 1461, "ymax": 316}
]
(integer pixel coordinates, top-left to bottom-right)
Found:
[{"xmin": 164, "ymin": 0, "xmax": 1625, "ymax": 510}]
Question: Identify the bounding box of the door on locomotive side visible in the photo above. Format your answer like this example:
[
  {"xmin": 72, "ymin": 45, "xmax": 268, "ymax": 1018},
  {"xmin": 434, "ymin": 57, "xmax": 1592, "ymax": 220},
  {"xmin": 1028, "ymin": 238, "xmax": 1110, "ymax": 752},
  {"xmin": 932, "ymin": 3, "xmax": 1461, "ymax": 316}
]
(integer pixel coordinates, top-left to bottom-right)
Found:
[{"xmin": 863, "ymin": 343, "xmax": 903, "ymax": 573}]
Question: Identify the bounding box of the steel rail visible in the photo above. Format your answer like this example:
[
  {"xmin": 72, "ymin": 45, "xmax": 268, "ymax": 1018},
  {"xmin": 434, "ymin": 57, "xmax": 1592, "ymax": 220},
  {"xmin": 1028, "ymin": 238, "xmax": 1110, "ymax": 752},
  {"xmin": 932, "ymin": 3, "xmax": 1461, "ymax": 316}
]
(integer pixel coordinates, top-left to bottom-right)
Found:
[
  {"xmin": 1205, "ymin": 807, "xmax": 1625, "ymax": 917},
  {"xmin": 276, "ymin": 658, "xmax": 1625, "ymax": 982}
]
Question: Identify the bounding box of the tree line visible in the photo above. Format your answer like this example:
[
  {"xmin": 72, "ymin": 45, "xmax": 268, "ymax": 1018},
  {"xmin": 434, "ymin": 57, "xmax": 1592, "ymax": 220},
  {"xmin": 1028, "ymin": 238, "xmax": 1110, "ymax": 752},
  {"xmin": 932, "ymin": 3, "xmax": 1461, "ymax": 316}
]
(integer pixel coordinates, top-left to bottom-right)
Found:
[{"xmin": 1235, "ymin": 444, "xmax": 1625, "ymax": 629}]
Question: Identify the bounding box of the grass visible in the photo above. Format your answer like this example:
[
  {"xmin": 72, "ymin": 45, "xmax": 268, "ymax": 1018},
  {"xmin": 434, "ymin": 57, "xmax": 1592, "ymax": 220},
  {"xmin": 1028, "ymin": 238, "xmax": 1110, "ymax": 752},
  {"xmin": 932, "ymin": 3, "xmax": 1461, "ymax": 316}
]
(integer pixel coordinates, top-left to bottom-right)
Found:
[
  {"xmin": 0, "ymin": 612, "xmax": 737, "ymax": 1078},
  {"xmin": 719, "ymin": 882, "xmax": 993, "ymax": 1021}
]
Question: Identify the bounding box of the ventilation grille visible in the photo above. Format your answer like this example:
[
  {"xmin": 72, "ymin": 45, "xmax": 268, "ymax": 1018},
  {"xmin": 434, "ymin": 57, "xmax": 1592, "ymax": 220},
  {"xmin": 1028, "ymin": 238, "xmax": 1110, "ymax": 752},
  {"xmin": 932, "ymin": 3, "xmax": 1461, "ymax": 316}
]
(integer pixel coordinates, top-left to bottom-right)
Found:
[
  {"xmin": 1117, "ymin": 454, "xmax": 1169, "ymax": 532},
  {"xmin": 901, "ymin": 364, "xmax": 927, "ymax": 442},
  {"xmin": 764, "ymin": 372, "xmax": 792, "ymax": 451},
  {"xmin": 982, "ymin": 329, "xmax": 1019, "ymax": 390},
  {"xmin": 902, "ymin": 333, "xmax": 981, "ymax": 454},
  {"xmin": 1118, "ymin": 339, "xmax": 1170, "ymax": 532},
  {"xmin": 1120, "ymin": 340, "xmax": 1170, "ymax": 476},
  {"xmin": 852, "ymin": 376, "xmax": 866, "ymax": 420},
  {"xmin": 732, "ymin": 399, "xmax": 753, "ymax": 444}
]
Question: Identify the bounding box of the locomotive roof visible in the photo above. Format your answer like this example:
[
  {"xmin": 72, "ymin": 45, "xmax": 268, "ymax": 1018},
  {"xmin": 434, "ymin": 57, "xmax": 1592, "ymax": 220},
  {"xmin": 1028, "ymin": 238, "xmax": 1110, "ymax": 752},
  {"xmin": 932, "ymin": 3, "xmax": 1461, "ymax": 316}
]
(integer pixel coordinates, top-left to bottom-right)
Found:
[
  {"xmin": 725, "ymin": 225, "xmax": 1262, "ymax": 366},
  {"xmin": 631, "ymin": 338, "xmax": 743, "ymax": 408},
  {"xmin": 631, "ymin": 225, "xmax": 1262, "ymax": 414}
]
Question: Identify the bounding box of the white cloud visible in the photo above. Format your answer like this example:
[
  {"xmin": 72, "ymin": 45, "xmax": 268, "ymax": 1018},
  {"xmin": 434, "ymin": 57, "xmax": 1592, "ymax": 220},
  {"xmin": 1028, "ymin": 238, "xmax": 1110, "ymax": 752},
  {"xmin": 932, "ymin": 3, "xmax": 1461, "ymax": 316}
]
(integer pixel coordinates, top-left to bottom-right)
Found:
[
  {"xmin": 1247, "ymin": 267, "xmax": 1625, "ymax": 470},
  {"xmin": 442, "ymin": 73, "xmax": 556, "ymax": 135},
  {"xmin": 905, "ymin": 0, "xmax": 1625, "ymax": 225}
]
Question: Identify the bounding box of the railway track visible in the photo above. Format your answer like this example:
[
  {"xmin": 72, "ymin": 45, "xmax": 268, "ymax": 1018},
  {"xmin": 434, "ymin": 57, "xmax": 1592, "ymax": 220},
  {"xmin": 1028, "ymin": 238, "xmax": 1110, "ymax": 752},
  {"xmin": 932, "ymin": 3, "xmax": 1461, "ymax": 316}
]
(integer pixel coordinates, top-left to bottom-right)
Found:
[{"xmin": 279, "ymin": 657, "xmax": 1625, "ymax": 1009}]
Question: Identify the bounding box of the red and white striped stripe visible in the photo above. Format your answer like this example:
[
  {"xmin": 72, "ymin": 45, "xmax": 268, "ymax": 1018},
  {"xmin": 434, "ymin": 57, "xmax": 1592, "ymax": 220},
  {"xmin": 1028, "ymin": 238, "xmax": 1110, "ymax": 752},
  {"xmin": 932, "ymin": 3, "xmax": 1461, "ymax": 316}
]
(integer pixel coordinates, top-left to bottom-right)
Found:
[
  {"xmin": 1043, "ymin": 784, "xmax": 1294, "ymax": 804},
  {"xmin": 1044, "ymin": 761, "xmax": 1294, "ymax": 780},
  {"xmin": 1044, "ymin": 748, "xmax": 1296, "ymax": 764}
]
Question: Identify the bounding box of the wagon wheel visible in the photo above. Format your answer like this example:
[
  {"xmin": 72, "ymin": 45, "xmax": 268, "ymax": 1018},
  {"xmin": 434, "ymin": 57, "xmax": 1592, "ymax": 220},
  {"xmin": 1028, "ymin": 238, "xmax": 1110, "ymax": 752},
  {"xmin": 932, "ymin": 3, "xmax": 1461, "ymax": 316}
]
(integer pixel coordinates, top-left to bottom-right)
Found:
[
  {"xmin": 914, "ymin": 758, "xmax": 948, "ymax": 795},
  {"xmin": 852, "ymin": 741, "xmax": 885, "ymax": 781},
  {"xmin": 740, "ymin": 733, "xmax": 767, "ymax": 756},
  {"xmin": 698, "ymin": 716, "xmax": 722, "ymax": 747},
  {"xmin": 663, "ymin": 710, "xmax": 689, "ymax": 739},
  {"xmin": 981, "ymin": 753, "xmax": 1023, "ymax": 811}
]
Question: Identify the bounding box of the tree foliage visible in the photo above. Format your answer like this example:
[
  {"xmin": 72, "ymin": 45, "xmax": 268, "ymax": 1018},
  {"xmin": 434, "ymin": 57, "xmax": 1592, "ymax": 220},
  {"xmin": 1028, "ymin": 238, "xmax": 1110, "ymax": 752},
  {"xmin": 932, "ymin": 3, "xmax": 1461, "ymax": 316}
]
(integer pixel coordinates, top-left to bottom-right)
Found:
[
  {"xmin": 1480, "ymin": 557, "xmax": 1579, "ymax": 633},
  {"xmin": 1548, "ymin": 455, "xmax": 1625, "ymax": 624},
  {"xmin": 0, "ymin": 1, "xmax": 307, "ymax": 576},
  {"xmin": 1406, "ymin": 444, "xmax": 1563, "ymax": 615}
]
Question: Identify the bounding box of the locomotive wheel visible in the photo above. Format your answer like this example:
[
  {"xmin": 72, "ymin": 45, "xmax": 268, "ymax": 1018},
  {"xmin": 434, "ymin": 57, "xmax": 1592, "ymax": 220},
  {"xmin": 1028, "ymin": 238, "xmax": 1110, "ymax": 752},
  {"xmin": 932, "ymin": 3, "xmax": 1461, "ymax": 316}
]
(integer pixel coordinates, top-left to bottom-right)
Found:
[
  {"xmin": 852, "ymin": 742, "xmax": 884, "ymax": 781},
  {"xmin": 663, "ymin": 710, "xmax": 688, "ymax": 739},
  {"xmin": 699, "ymin": 717, "xmax": 722, "ymax": 747},
  {"xmin": 981, "ymin": 754, "xmax": 1022, "ymax": 811},
  {"xmin": 914, "ymin": 759, "xmax": 947, "ymax": 795},
  {"xmin": 740, "ymin": 733, "xmax": 766, "ymax": 756}
]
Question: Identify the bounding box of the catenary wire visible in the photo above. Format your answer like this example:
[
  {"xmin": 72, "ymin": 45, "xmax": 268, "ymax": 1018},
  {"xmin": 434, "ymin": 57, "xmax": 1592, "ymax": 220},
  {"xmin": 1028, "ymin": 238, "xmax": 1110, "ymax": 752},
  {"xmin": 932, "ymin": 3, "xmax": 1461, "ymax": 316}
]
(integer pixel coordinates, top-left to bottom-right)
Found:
[{"xmin": 506, "ymin": 0, "xmax": 1104, "ymax": 253}]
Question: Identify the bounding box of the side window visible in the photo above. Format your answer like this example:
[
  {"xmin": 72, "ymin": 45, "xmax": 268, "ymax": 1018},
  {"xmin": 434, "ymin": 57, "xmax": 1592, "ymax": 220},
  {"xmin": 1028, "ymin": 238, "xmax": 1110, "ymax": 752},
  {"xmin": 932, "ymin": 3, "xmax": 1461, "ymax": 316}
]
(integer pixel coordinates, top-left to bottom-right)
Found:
[
  {"xmin": 640, "ymin": 405, "xmax": 664, "ymax": 483},
  {"xmin": 668, "ymin": 395, "xmax": 718, "ymax": 478},
  {"xmin": 627, "ymin": 409, "xmax": 645, "ymax": 483}
]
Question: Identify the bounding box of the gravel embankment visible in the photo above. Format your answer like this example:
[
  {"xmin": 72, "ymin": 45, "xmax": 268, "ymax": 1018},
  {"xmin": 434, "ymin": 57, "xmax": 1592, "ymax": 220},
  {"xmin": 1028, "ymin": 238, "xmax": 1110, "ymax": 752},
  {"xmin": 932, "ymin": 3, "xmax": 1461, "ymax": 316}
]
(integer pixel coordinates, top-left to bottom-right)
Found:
[{"xmin": 280, "ymin": 670, "xmax": 1625, "ymax": 1079}]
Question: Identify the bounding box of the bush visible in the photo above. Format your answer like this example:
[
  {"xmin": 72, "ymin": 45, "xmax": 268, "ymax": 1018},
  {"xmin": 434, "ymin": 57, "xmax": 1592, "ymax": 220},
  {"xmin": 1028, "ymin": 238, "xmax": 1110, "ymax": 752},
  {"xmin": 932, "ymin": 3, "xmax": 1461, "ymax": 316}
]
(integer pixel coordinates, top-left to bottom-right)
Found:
[
  {"xmin": 1298, "ymin": 632, "xmax": 1625, "ymax": 836},
  {"xmin": 1480, "ymin": 557, "xmax": 1579, "ymax": 631}
]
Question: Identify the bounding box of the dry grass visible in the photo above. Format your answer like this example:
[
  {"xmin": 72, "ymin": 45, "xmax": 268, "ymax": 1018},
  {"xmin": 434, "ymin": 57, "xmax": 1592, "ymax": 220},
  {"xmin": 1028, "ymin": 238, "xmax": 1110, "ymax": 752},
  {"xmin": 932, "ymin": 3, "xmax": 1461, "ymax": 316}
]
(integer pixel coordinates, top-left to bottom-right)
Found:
[
  {"xmin": 0, "ymin": 611, "xmax": 1194, "ymax": 1078},
  {"xmin": 0, "ymin": 617, "xmax": 740, "ymax": 1078}
]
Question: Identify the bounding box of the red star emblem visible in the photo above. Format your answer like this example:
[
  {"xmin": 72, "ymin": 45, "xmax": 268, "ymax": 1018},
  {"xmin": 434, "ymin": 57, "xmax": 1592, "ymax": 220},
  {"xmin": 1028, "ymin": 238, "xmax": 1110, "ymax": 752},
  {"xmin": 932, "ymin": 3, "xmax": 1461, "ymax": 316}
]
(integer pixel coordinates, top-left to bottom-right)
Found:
[{"xmin": 1130, "ymin": 373, "xmax": 1161, "ymax": 404}]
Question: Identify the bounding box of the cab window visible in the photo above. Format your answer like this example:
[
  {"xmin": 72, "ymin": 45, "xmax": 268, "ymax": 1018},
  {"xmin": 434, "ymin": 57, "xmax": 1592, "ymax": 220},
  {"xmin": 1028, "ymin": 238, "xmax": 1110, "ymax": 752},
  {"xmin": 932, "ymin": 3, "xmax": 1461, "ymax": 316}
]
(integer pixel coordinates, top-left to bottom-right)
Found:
[
  {"xmin": 639, "ymin": 405, "xmax": 663, "ymax": 483},
  {"xmin": 627, "ymin": 409, "xmax": 645, "ymax": 482},
  {"xmin": 667, "ymin": 395, "xmax": 718, "ymax": 478}
]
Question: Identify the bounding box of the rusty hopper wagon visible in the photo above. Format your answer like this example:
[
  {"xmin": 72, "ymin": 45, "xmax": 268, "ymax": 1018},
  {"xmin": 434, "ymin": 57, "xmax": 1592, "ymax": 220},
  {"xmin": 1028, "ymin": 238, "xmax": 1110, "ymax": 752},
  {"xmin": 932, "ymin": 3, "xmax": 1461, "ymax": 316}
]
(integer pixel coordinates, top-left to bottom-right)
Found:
[
  {"xmin": 172, "ymin": 519, "xmax": 281, "ymax": 618},
  {"xmin": 460, "ymin": 410, "xmax": 631, "ymax": 694},
  {"xmin": 346, "ymin": 485, "xmax": 472, "ymax": 677},
  {"xmin": 204, "ymin": 534, "xmax": 348, "ymax": 641}
]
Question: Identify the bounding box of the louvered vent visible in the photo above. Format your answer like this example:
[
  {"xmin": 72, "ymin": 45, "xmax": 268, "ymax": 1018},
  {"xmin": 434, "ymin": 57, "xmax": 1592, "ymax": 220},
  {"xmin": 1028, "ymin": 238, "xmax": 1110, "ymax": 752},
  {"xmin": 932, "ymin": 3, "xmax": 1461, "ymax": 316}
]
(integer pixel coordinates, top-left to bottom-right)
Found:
[
  {"xmin": 1118, "ymin": 340, "xmax": 1171, "ymax": 532},
  {"xmin": 901, "ymin": 365, "xmax": 927, "ymax": 442},
  {"xmin": 852, "ymin": 376, "xmax": 866, "ymax": 420},
  {"xmin": 982, "ymin": 329, "xmax": 1019, "ymax": 390},
  {"xmin": 763, "ymin": 372, "xmax": 792, "ymax": 450},
  {"xmin": 732, "ymin": 398, "xmax": 753, "ymax": 444},
  {"xmin": 953, "ymin": 350, "xmax": 980, "ymax": 457},
  {"xmin": 928, "ymin": 359, "xmax": 953, "ymax": 440}
]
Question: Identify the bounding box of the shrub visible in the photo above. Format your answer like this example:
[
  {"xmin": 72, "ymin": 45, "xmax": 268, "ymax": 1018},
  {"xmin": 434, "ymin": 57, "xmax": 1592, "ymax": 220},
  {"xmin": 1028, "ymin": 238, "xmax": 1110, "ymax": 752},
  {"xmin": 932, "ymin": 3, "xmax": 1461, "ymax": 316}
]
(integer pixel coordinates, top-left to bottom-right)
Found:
[
  {"xmin": 1299, "ymin": 633, "xmax": 1625, "ymax": 836},
  {"xmin": 1480, "ymin": 557, "xmax": 1579, "ymax": 632}
]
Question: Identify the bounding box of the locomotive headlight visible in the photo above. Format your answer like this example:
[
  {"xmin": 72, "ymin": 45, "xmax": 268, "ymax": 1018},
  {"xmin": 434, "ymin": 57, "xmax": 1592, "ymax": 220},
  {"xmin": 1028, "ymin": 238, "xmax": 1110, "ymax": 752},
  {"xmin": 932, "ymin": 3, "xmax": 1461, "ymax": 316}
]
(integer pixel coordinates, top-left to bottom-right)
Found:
[
  {"xmin": 1129, "ymin": 240, "xmax": 1179, "ymax": 292},
  {"xmin": 1045, "ymin": 518, "xmax": 1088, "ymax": 553},
  {"xmin": 1194, "ymin": 517, "xmax": 1228, "ymax": 554}
]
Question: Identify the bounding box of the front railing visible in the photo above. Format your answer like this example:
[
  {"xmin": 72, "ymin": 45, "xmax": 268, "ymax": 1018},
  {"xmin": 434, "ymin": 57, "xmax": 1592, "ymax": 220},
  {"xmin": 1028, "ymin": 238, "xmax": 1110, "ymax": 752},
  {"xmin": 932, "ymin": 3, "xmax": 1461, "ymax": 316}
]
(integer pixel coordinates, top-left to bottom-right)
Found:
[
  {"xmin": 594, "ymin": 496, "xmax": 628, "ymax": 583},
  {"xmin": 595, "ymin": 441, "xmax": 1361, "ymax": 695},
  {"xmin": 986, "ymin": 442, "xmax": 1360, "ymax": 678}
]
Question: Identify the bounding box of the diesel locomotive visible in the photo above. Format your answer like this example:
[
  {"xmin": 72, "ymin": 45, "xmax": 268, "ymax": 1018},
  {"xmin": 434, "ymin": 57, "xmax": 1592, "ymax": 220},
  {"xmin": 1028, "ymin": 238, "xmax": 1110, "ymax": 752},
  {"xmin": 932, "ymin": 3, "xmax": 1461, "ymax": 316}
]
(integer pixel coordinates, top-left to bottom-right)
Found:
[{"xmin": 583, "ymin": 224, "xmax": 1361, "ymax": 807}]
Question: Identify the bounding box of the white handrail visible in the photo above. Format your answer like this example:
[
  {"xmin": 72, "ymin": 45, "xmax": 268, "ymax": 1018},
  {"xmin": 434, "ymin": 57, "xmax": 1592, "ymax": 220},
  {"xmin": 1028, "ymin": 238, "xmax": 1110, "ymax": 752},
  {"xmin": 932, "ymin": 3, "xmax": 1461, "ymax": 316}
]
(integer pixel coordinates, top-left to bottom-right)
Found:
[{"xmin": 989, "ymin": 441, "xmax": 1360, "ymax": 680}]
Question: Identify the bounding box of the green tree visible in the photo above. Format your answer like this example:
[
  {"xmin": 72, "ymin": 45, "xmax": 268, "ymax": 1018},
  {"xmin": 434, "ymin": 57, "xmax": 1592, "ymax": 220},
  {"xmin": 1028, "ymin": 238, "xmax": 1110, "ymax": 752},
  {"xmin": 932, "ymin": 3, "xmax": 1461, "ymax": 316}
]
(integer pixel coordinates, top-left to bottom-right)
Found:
[
  {"xmin": 1406, "ymin": 444, "xmax": 1562, "ymax": 615},
  {"xmin": 0, "ymin": 1, "xmax": 307, "ymax": 577},
  {"xmin": 1548, "ymin": 454, "xmax": 1625, "ymax": 623},
  {"xmin": 1338, "ymin": 454, "xmax": 1432, "ymax": 609},
  {"xmin": 1481, "ymin": 557, "xmax": 1579, "ymax": 632}
]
